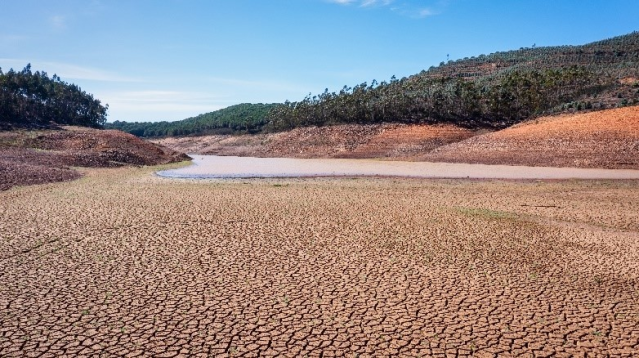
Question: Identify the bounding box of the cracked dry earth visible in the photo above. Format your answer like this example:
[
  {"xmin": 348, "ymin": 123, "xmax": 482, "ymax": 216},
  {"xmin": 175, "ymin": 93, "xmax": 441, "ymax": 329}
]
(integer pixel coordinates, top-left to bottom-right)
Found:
[{"xmin": 1, "ymin": 166, "xmax": 638, "ymax": 357}]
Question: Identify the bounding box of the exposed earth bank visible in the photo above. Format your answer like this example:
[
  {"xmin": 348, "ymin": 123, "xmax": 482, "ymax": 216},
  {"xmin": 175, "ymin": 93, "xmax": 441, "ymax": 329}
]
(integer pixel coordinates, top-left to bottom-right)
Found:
[
  {"xmin": 423, "ymin": 106, "xmax": 639, "ymax": 169},
  {"xmin": 0, "ymin": 126, "xmax": 189, "ymax": 190},
  {"xmin": 153, "ymin": 107, "xmax": 639, "ymax": 169},
  {"xmin": 152, "ymin": 123, "xmax": 479, "ymax": 159}
]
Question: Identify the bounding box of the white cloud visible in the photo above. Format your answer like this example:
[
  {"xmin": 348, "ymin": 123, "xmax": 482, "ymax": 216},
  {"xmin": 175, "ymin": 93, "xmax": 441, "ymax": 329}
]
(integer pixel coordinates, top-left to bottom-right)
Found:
[
  {"xmin": 50, "ymin": 15, "xmax": 67, "ymax": 29},
  {"xmin": 329, "ymin": 0, "xmax": 394, "ymax": 6},
  {"xmin": 328, "ymin": 0, "xmax": 357, "ymax": 4},
  {"xmin": 206, "ymin": 77, "xmax": 309, "ymax": 93},
  {"xmin": 328, "ymin": 0, "xmax": 443, "ymax": 18},
  {"xmin": 390, "ymin": 5, "xmax": 440, "ymax": 18},
  {"xmin": 0, "ymin": 59, "xmax": 140, "ymax": 82},
  {"xmin": 99, "ymin": 78, "xmax": 310, "ymax": 122},
  {"xmin": 417, "ymin": 9, "xmax": 437, "ymax": 17},
  {"xmin": 364, "ymin": 0, "xmax": 394, "ymax": 7},
  {"xmin": 100, "ymin": 90, "xmax": 229, "ymax": 112},
  {"xmin": 0, "ymin": 34, "xmax": 28, "ymax": 43},
  {"xmin": 100, "ymin": 90, "xmax": 234, "ymax": 122}
]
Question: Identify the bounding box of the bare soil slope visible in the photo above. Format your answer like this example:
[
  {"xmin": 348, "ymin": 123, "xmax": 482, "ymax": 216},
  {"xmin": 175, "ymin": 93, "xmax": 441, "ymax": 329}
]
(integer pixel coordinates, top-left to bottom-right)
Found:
[
  {"xmin": 0, "ymin": 126, "xmax": 189, "ymax": 190},
  {"xmin": 153, "ymin": 123, "xmax": 477, "ymax": 159},
  {"xmin": 155, "ymin": 107, "xmax": 639, "ymax": 169},
  {"xmin": 424, "ymin": 106, "xmax": 639, "ymax": 168}
]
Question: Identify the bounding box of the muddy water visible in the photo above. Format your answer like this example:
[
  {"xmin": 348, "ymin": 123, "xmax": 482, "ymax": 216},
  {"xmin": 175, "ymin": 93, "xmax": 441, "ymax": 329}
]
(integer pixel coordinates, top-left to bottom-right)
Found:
[{"xmin": 157, "ymin": 155, "xmax": 639, "ymax": 180}]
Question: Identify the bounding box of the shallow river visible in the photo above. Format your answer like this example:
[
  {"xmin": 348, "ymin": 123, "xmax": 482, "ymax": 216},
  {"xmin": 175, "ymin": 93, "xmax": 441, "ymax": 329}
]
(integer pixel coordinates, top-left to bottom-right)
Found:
[{"xmin": 156, "ymin": 155, "xmax": 639, "ymax": 180}]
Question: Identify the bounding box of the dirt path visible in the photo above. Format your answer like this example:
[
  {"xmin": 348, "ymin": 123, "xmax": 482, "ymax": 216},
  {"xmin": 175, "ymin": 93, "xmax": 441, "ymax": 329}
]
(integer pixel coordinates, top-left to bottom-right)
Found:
[{"xmin": 158, "ymin": 155, "xmax": 639, "ymax": 180}]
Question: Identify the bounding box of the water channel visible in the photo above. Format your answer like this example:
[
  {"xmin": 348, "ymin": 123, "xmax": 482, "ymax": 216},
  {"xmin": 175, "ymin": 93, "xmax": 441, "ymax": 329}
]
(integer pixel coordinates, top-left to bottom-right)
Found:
[{"xmin": 157, "ymin": 155, "xmax": 639, "ymax": 180}]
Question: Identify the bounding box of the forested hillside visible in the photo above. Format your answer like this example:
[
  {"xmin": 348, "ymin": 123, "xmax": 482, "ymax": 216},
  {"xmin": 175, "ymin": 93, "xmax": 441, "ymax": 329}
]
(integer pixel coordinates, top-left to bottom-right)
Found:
[
  {"xmin": 106, "ymin": 103, "xmax": 277, "ymax": 137},
  {"xmin": 110, "ymin": 31, "xmax": 639, "ymax": 138},
  {"xmin": 0, "ymin": 65, "xmax": 108, "ymax": 129},
  {"xmin": 267, "ymin": 32, "xmax": 639, "ymax": 131}
]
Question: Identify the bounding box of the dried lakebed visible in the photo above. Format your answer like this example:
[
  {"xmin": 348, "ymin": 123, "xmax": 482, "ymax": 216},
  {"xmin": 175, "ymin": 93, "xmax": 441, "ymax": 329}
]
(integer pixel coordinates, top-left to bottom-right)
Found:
[
  {"xmin": 158, "ymin": 155, "xmax": 639, "ymax": 180},
  {"xmin": 2, "ymin": 165, "xmax": 639, "ymax": 356}
]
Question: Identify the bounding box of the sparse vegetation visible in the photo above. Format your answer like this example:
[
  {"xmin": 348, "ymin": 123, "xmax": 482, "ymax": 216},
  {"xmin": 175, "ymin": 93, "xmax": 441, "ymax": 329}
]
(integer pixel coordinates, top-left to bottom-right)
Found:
[{"xmin": 267, "ymin": 32, "xmax": 639, "ymax": 131}]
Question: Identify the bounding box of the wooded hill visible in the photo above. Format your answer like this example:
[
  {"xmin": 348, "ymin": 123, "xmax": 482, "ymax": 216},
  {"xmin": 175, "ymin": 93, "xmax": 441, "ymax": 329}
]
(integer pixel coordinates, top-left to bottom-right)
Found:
[
  {"xmin": 0, "ymin": 65, "xmax": 108, "ymax": 129},
  {"xmin": 106, "ymin": 103, "xmax": 277, "ymax": 137},
  {"xmin": 267, "ymin": 31, "xmax": 639, "ymax": 131},
  {"xmin": 109, "ymin": 31, "xmax": 639, "ymax": 138}
]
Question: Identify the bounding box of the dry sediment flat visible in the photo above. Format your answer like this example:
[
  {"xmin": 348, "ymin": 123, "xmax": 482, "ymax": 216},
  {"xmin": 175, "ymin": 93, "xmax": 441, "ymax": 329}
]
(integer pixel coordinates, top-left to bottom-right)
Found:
[
  {"xmin": 1, "ymin": 165, "xmax": 639, "ymax": 356},
  {"xmin": 158, "ymin": 155, "xmax": 639, "ymax": 180}
]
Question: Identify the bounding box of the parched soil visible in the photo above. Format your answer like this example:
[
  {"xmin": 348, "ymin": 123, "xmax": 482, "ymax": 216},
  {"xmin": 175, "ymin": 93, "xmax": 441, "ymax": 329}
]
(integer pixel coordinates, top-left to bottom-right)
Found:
[
  {"xmin": 152, "ymin": 123, "xmax": 478, "ymax": 159},
  {"xmin": 154, "ymin": 107, "xmax": 639, "ymax": 169},
  {"xmin": 423, "ymin": 106, "xmax": 639, "ymax": 169},
  {"xmin": 0, "ymin": 126, "xmax": 189, "ymax": 190},
  {"xmin": 1, "ymin": 167, "xmax": 638, "ymax": 356},
  {"xmin": 0, "ymin": 149, "xmax": 82, "ymax": 190}
]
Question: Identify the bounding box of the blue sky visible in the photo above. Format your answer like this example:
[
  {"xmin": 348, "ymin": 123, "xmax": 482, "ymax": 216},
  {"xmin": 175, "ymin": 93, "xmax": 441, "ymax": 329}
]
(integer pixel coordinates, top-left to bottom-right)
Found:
[{"xmin": 1, "ymin": 0, "xmax": 638, "ymax": 122}]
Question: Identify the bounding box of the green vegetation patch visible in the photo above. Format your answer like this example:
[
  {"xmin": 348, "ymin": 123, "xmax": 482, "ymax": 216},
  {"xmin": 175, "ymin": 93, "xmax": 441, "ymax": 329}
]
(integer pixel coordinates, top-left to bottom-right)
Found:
[
  {"xmin": 106, "ymin": 103, "xmax": 278, "ymax": 137},
  {"xmin": 107, "ymin": 31, "xmax": 639, "ymax": 138},
  {"xmin": 267, "ymin": 31, "xmax": 639, "ymax": 131},
  {"xmin": 0, "ymin": 65, "xmax": 108, "ymax": 128}
]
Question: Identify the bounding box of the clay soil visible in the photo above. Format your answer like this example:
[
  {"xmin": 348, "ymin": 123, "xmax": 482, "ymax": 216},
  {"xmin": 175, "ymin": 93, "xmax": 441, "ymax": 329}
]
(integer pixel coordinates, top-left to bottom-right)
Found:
[
  {"xmin": 423, "ymin": 106, "xmax": 639, "ymax": 169},
  {"xmin": 152, "ymin": 123, "xmax": 477, "ymax": 160},
  {"xmin": 1, "ymin": 166, "xmax": 638, "ymax": 356},
  {"xmin": 154, "ymin": 107, "xmax": 639, "ymax": 169},
  {"xmin": 0, "ymin": 126, "xmax": 189, "ymax": 190}
]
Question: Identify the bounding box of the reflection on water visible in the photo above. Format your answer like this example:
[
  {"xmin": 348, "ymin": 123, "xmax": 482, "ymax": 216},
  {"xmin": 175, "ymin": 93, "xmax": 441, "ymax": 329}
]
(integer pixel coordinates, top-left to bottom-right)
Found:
[{"xmin": 156, "ymin": 155, "xmax": 639, "ymax": 180}]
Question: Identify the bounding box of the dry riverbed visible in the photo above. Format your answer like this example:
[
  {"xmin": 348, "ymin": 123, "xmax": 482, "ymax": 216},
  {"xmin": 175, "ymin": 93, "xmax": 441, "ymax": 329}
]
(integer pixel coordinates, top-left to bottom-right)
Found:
[
  {"xmin": 1, "ymin": 164, "xmax": 638, "ymax": 356},
  {"xmin": 158, "ymin": 155, "xmax": 639, "ymax": 180}
]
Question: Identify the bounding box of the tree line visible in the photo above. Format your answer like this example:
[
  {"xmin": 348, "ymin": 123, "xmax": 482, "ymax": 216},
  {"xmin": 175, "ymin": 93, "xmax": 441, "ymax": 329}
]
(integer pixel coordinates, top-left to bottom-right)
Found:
[
  {"xmin": 106, "ymin": 103, "xmax": 277, "ymax": 137},
  {"xmin": 265, "ymin": 32, "xmax": 639, "ymax": 132},
  {"xmin": 0, "ymin": 64, "xmax": 108, "ymax": 128},
  {"xmin": 266, "ymin": 66, "xmax": 614, "ymax": 131},
  {"xmin": 106, "ymin": 31, "xmax": 639, "ymax": 137}
]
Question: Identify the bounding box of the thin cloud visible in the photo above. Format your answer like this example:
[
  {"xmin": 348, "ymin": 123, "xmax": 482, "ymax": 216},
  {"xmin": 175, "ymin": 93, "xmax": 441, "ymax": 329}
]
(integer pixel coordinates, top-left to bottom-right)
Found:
[
  {"xmin": 50, "ymin": 15, "xmax": 67, "ymax": 29},
  {"xmin": 392, "ymin": 7, "xmax": 439, "ymax": 18},
  {"xmin": 103, "ymin": 90, "xmax": 229, "ymax": 107},
  {"xmin": 328, "ymin": 0, "xmax": 394, "ymax": 6},
  {"xmin": 0, "ymin": 34, "xmax": 28, "ymax": 43},
  {"xmin": 0, "ymin": 59, "xmax": 140, "ymax": 82},
  {"xmin": 360, "ymin": 0, "xmax": 394, "ymax": 7},
  {"xmin": 417, "ymin": 8, "xmax": 436, "ymax": 17},
  {"xmin": 328, "ymin": 0, "xmax": 445, "ymax": 18},
  {"xmin": 207, "ymin": 77, "xmax": 310, "ymax": 93},
  {"xmin": 328, "ymin": 0, "xmax": 357, "ymax": 4},
  {"xmin": 103, "ymin": 100, "xmax": 225, "ymax": 113},
  {"xmin": 100, "ymin": 90, "xmax": 232, "ymax": 121}
]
